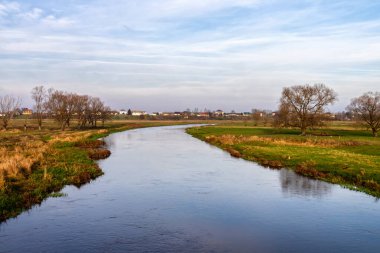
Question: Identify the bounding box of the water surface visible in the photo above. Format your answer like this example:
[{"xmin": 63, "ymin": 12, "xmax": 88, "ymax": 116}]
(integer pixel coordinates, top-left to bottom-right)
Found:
[{"xmin": 1, "ymin": 125, "xmax": 379, "ymax": 253}]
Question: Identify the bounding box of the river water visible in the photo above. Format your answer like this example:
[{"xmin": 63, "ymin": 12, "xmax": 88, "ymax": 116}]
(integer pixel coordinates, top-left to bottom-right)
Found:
[{"xmin": 1, "ymin": 125, "xmax": 379, "ymax": 253}]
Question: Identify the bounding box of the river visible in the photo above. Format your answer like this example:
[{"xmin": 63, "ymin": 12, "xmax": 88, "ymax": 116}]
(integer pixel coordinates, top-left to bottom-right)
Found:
[{"xmin": 0, "ymin": 125, "xmax": 379, "ymax": 253}]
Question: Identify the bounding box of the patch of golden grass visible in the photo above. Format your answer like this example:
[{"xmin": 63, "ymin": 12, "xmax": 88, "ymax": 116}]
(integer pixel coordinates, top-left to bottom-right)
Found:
[
  {"xmin": 50, "ymin": 129, "xmax": 108, "ymax": 144},
  {"xmin": 0, "ymin": 127, "xmax": 112, "ymax": 189},
  {"xmin": 0, "ymin": 129, "xmax": 22, "ymax": 134},
  {"xmin": 0, "ymin": 136, "xmax": 49, "ymax": 188}
]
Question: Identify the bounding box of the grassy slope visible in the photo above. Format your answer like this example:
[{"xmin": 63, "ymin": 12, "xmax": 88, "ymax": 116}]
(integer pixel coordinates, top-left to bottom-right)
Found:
[
  {"xmin": 0, "ymin": 120, "xmax": 191, "ymax": 222},
  {"xmin": 187, "ymin": 124, "xmax": 380, "ymax": 197}
]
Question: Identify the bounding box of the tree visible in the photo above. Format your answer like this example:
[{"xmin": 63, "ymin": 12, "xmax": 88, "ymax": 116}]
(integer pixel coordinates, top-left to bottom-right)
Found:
[
  {"xmin": 45, "ymin": 88, "xmax": 112, "ymax": 130},
  {"xmin": 88, "ymin": 97, "xmax": 104, "ymax": 127},
  {"xmin": 278, "ymin": 83, "xmax": 337, "ymax": 135},
  {"xmin": 100, "ymin": 106, "xmax": 112, "ymax": 127},
  {"xmin": 31, "ymin": 86, "xmax": 47, "ymax": 131},
  {"xmin": 0, "ymin": 95, "xmax": 21, "ymax": 130},
  {"xmin": 347, "ymin": 92, "xmax": 380, "ymax": 137},
  {"xmin": 45, "ymin": 89, "xmax": 72, "ymax": 131},
  {"xmin": 74, "ymin": 95, "xmax": 90, "ymax": 129}
]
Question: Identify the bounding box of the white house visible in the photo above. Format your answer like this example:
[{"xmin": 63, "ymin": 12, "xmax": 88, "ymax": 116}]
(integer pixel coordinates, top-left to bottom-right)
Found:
[
  {"xmin": 132, "ymin": 110, "xmax": 147, "ymax": 116},
  {"xmin": 119, "ymin": 110, "xmax": 128, "ymax": 115}
]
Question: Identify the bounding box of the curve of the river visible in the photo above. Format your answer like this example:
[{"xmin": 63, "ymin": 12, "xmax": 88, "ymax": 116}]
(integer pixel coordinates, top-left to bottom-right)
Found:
[{"xmin": 0, "ymin": 125, "xmax": 379, "ymax": 253}]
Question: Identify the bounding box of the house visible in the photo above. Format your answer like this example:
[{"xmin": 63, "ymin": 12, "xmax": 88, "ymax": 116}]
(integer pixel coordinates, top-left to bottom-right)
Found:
[
  {"xmin": 21, "ymin": 108, "xmax": 33, "ymax": 115},
  {"xmin": 131, "ymin": 110, "xmax": 147, "ymax": 116},
  {"xmin": 225, "ymin": 112, "xmax": 241, "ymax": 117},
  {"xmin": 109, "ymin": 111, "xmax": 120, "ymax": 116},
  {"xmin": 119, "ymin": 109, "xmax": 128, "ymax": 115},
  {"xmin": 214, "ymin": 110, "xmax": 224, "ymax": 117},
  {"xmin": 197, "ymin": 112, "xmax": 210, "ymax": 117}
]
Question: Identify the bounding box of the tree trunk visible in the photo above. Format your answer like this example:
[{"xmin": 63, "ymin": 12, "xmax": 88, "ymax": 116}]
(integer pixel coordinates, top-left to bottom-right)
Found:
[
  {"xmin": 373, "ymin": 128, "xmax": 378, "ymax": 137},
  {"xmin": 300, "ymin": 126, "xmax": 306, "ymax": 136}
]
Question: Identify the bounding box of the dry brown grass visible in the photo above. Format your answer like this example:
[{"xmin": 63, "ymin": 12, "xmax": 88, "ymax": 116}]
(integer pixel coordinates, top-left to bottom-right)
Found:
[
  {"xmin": 49, "ymin": 129, "xmax": 108, "ymax": 144},
  {"xmin": 0, "ymin": 127, "xmax": 111, "ymax": 189},
  {"xmin": 0, "ymin": 136, "xmax": 49, "ymax": 188}
]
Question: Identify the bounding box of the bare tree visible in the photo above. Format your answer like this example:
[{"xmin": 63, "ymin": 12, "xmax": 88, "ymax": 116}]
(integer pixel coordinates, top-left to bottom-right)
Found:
[
  {"xmin": 278, "ymin": 84, "xmax": 337, "ymax": 135},
  {"xmin": 64, "ymin": 93, "xmax": 77, "ymax": 128},
  {"xmin": 31, "ymin": 86, "xmax": 47, "ymax": 131},
  {"xmin": 0, "ymin": 95, "xmax": 21, "ymax": 130},
  {"xmin": 88, "ymin": 97, "xmax": 104, "ymax": 127},
  {"xmin": 75, "ymin": 95, "xmax": 90, "ymax": 129},
  {"xmin": 100, "ymin": 106, "xmax": 112, "ymax": 127},
  {"xmin": 45, "ymin": 88, "xmax": 112, "ymax": 130},
  {"xmin": 347, "ymin": 92, "xmax": 380, "ymax": 137},
  {"xmin": 45, "ymin": 89, "xmax": 71, "ymax": 130}
]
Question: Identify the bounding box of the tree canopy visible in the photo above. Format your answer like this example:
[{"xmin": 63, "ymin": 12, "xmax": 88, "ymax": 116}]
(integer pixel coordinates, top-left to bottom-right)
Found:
[
  {"xmin": 347, "ymin": 92, "xmax": 380, "ymax": 137},
  {"xmin": 278, "ymin": 84, "xmax": 337, "ymax": 135}
]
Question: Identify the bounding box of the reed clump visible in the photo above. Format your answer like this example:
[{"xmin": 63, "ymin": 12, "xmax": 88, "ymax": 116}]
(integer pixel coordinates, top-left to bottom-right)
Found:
[{"xmin": 88, "ymin": 149, "xmax": 111, "ymax": 160}]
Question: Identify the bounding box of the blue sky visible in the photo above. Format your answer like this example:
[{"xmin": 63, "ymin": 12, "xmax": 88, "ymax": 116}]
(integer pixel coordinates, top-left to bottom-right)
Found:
[{"xmin": 0, "ymin": 0, "xmax": 379, "ymax": 112}]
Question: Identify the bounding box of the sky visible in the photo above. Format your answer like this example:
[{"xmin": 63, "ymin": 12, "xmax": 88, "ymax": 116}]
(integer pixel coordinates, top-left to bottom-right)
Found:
[{"xmin": 0, "ymin": 0, "xmax": 379, "ymax": 112}]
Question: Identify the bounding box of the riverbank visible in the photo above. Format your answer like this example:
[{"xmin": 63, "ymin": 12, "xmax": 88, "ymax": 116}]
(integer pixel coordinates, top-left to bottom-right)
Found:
[
  {"xmin": 0, "ymin": 120, "xmax": 192, "ymax": 222},
  {"xmin": 187, "ymin": 124, "xmax": 380, "ymax": 197}
]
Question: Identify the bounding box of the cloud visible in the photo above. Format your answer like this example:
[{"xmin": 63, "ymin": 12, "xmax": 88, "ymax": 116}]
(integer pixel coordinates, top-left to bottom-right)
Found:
[
  {"xmin": 0, "ymin": 1, "xmax": 20, "ymax": 16},
  {"xmin": 18, "ymin": 7, "xmax": 43, "ymax": 20},
  {"xmin": 0, "ymin": 0, "xmax": 379, "ymax": 111},
  {"xmin": 40, "ymin": 15, "xmax": 74, "ymax": 28},
  {"xmin": 0, "ymin": 1, "xmax": 74, "ymax": 29}
]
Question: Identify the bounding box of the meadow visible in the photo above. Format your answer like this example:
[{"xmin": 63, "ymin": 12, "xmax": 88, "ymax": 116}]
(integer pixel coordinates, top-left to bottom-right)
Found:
[{"xmin": 187, "ymin": 121, "xmax": 380, "ymax": 197}]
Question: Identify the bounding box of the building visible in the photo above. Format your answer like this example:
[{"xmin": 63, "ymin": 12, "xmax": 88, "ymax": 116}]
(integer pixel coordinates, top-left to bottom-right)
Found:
[
  {"xmin": 131, "ymin": 110, "xmax": 147, "ymax": 116},
  {"xmin": 197, "ymin": 112, "xmax": 210, "ymax": 118},
  {"xmin": 21, "ymin": 108, "xmax": 33, "ymax": 115},
  {"xmin": 109, "ymin": 111, "xmax": 120, "ymax": 116},
  {"xmin": 214, "ymin": 110, "xmax": 224, "ymax": 117},
  {"xmin": 119, "ymin": 109, "xmax": 128, "ymax": 115}
]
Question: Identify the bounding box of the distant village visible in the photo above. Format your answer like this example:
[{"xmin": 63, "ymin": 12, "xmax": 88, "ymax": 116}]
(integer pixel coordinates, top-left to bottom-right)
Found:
[{"xmin": 9, "ymin": 107, "xmax": 354, "ymax": 122}]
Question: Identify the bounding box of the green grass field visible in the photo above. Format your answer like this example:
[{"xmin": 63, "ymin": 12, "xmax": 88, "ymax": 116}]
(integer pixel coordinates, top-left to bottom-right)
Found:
[{"xmin": 187, "ymin": 123, "xmax": 380, "ymax": 197}]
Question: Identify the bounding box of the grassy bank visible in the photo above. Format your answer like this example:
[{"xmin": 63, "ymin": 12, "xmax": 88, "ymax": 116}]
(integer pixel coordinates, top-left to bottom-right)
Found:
[
  {"xmin": 0, "ymin": 120, "xmax": 191, "ymax": 222},
  {"xmin": 187, "ymin": 124, "xmax": 380, "ymax": 197}
]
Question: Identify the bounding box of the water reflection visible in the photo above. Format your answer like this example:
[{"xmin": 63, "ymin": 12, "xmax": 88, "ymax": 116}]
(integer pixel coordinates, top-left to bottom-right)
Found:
[{"xmin": 280, "ymin": 169, "xmax": 332, "ymax": 198}]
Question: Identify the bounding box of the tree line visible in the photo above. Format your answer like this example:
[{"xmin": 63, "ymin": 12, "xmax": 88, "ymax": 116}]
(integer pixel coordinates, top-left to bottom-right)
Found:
[
  {"xmin": 0, "ymin": 86, "xmax": 111, "ymax": 131},
  {"xmin": 0, "ymin": 84, "xmax": 379, "ymax": 136}
]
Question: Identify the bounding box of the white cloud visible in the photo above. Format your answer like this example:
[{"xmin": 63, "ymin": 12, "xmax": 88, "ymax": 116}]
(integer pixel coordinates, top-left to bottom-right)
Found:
[
  {"xmin": 0, "ymin": 1, "xmax": 20, "ymax": 16},
  {"xmin": 147, "ymin": 0, "xmax": 260, "ymax": 17},
  {"xmin": 18, "ymin": 7, "xmax": 43, "ymax": 20},
  {"xmin": 40, "ymin": 15, "xmax": 74, "ymax": 28}
]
